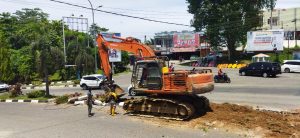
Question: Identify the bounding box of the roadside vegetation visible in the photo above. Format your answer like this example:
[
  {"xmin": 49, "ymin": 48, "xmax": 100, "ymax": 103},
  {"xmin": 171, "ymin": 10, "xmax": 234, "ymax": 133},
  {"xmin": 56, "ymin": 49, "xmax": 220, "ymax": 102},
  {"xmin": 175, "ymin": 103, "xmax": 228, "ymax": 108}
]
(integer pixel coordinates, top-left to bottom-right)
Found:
[
  {"xmin": 0, "ymin": 8, "xmax": 130, "ymax": 96},
  {"xmin": 0, "ymin": 90, "xmax": 55, "ymax": 100}
]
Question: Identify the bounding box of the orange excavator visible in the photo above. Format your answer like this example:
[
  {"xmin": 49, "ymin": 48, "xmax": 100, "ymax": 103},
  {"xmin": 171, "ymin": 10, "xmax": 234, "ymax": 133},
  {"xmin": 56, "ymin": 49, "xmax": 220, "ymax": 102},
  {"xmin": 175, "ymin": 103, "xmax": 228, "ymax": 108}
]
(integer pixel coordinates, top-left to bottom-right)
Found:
[{"xmin": 97, "ymin": 34, "xmax": 214, "ymax": 120}]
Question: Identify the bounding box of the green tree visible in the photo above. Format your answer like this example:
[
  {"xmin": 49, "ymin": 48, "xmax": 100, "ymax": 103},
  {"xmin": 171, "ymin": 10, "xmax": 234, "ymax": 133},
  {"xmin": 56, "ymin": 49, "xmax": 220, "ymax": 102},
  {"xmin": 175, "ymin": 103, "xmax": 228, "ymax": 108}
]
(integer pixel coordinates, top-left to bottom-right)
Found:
[
  {"xmin": 114, "ymin": 51, "xmax": 130, "ymax": 74},
  {"xmin": 187, "ymin": 0, "xmax": 276, "ymax": 61},
  {"xmin": 10, "ymin": 46, "xmax": 35, "ymax": 83},
  {"xmin": 89, "ymin": 23, "xmax": 109, "ymax": 35},
  {"xmin": 65, "ymin": 31, "xmax": 95, "ymax": 77},
  {"xmin": 32, "ymin": 21, "xmax": 64, "ymax": 96},
  {"xmin": 0, "ymin": 33, "xmax": 15, "ymax": 82},
  {"xmin": 10, "ymin": 8, "xmax": 49, "ymax": 49}
]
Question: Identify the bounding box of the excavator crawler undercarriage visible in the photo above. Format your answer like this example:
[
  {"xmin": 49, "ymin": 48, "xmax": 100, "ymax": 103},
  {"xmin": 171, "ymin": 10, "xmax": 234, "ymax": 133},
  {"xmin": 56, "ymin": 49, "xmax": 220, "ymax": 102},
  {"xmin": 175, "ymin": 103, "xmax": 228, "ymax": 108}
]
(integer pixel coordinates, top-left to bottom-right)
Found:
[{"xmin": 123, "ymin": 95, "xmax": 210, "ymax": 120}]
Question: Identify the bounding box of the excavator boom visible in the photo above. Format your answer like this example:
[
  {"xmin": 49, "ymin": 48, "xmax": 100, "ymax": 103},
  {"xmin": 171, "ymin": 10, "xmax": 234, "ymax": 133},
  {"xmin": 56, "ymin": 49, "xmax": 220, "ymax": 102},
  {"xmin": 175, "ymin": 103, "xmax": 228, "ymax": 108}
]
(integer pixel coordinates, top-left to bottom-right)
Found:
[{"xmin": 96, "ymin": 34, "xmax": 155, "ymax": 81}]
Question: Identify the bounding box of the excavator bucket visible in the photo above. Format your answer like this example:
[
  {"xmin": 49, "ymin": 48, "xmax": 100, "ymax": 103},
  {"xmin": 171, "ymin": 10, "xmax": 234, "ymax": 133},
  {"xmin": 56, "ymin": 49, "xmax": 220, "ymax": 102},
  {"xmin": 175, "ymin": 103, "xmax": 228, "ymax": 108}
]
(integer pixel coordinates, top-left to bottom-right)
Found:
[{"xmin": 114, "ymin": 84, "xmax": 125, "ymax": 97}]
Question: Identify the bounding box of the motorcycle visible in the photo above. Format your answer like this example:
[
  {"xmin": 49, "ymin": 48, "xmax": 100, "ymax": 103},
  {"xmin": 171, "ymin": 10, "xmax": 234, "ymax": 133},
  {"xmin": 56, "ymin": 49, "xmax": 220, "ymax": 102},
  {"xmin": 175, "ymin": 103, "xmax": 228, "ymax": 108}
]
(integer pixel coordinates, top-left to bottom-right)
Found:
[{"xmin": 214, "ymin": 73, "xmax": 231, "ymax": 83}]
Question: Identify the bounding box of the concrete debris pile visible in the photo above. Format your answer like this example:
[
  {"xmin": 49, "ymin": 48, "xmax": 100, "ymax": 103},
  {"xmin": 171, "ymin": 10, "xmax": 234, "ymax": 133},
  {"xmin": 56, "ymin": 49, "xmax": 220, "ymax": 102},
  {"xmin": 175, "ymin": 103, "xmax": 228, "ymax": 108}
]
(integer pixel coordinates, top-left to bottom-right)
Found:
[{"xmin": 66, "ymin": 92, "xmax": 123, "ymax": 106}]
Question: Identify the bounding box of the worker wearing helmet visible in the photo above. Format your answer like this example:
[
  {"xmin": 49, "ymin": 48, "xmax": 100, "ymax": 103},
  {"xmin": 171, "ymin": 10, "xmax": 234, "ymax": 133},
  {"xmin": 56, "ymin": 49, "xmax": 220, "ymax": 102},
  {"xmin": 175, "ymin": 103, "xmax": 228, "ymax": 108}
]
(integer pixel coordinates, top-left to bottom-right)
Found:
[{"xmin": 107, "ymin": 92, "xmax": 118, "ymax": 116}]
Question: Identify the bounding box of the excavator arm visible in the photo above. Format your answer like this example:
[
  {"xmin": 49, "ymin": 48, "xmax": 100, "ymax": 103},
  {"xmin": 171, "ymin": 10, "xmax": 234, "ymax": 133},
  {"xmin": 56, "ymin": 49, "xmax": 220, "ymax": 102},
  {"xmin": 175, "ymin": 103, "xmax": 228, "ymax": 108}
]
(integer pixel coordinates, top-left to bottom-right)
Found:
[{"xmin": 96, "ymin": 34, "xmax": 155, "ymax": 81}]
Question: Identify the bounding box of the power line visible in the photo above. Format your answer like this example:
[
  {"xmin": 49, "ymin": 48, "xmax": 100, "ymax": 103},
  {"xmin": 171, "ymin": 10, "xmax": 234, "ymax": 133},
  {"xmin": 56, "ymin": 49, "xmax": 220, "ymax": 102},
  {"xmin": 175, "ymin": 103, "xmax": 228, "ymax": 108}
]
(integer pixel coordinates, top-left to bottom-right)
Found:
[
  {"xmin": 49, "ymin": 0, "xmax": 191, "ymax": 27},
  {"xmin": 101, "ymin": 6, "xmax": 191, "ymax": 16}
]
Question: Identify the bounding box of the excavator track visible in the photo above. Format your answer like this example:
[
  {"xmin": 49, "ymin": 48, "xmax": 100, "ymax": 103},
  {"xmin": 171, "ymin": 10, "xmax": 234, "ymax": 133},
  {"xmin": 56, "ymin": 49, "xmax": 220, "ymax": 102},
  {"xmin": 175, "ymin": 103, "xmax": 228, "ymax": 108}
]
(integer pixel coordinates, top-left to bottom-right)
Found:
[{"xmin": 123, "ymin": 95, "xmax": 209, "ymax": 120}]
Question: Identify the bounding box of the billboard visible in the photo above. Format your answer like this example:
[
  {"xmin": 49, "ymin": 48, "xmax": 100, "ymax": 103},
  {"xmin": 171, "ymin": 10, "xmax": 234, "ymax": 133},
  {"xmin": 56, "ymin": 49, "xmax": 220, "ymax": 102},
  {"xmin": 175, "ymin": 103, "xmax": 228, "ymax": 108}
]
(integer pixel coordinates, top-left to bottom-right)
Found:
[
  {"xmin": 246, "ymin": 30, "xmax": 284, "ymax": 52},
  {"xmin": 108, "ymin": 49, "xmax": 121, "ymax": 62},
  {"xmin": 173, "ymin": 33, "xmax": 200, "ymax": 48},
  {"xmin": 100, "ymin": 32, "xmax": 122, "ymax": 62}
]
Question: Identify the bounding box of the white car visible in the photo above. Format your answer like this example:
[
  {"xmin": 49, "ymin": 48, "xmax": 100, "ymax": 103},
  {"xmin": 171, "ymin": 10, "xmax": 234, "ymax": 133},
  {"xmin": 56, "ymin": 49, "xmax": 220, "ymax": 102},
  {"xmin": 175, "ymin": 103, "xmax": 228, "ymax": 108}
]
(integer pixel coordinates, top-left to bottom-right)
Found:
[
  {"xmin": 281, "ymin": 60, "xmax": 300, "ymax": 73},
  {"xmin": 127, "ymin": 84, "xmax": 136, "ymax": 96},
  {"xmin": 0, "ymin": 82, "xmax": 9, "ymax": 91},
  {"xmin": 80, "ymin": 74, "xmax": 106, "ymax": 90}
]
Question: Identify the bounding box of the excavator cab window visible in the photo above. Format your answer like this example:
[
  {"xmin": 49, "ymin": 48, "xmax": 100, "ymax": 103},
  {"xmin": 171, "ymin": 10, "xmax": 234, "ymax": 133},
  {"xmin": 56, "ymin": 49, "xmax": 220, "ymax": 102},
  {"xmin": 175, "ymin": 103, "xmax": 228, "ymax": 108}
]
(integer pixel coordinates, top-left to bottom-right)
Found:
[
  {"xmin": 131, "ymin": 63, "xmax": 147, "ymax": 88},
  {"xmin": 146, "ymin": 62, "xmax": 162, "ymax": 90},
  {"xmin": 131, "ymin": 62, "xmax": 162, "ymax": 90}
]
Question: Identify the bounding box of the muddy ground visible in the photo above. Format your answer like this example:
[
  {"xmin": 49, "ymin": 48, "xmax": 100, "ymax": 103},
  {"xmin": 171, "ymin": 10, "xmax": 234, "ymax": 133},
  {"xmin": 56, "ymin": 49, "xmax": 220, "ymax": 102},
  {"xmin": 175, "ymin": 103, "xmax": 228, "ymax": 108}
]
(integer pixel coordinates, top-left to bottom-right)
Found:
[{"xmin": 121, "ymin": 103, "xmax": 300, "ymax": 138}]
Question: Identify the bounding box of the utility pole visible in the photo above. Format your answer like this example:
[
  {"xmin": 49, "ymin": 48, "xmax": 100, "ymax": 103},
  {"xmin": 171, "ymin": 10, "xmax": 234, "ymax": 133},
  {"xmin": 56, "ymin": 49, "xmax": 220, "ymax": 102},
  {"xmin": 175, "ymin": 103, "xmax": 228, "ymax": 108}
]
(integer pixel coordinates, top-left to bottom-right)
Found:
[
  {"xmin": 62, "ymin": 18, "xmax": 67, "ymax": 63},
  {"xmin": 270, "ymin": 1, "xmax": 274, "ymax": 30},
  {"xmin": 62, "ymin": 16, "xmax": 89, "ymax": 65},
  {"xmin": 294, "ymin": 8, "xmax": 297, "ymax": 46},
  {"xmin": 287, "ymin": 31, "xmax": 291, "ymax": 60},
  {"xmin": 87, "ymin": 0, "xmax": 102, "ymax": 73}
]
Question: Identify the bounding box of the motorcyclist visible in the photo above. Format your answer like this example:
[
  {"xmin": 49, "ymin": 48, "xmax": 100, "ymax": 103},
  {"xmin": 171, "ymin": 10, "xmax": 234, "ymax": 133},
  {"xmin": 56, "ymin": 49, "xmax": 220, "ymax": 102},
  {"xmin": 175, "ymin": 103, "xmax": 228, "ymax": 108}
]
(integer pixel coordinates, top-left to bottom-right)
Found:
[
  {"xmin": 218, "ymin": 68, "xmax": 229, "ymax": 81},
  {"xmin": 218, "ymin": 68, "xmax": 223, "ymax": 77}
]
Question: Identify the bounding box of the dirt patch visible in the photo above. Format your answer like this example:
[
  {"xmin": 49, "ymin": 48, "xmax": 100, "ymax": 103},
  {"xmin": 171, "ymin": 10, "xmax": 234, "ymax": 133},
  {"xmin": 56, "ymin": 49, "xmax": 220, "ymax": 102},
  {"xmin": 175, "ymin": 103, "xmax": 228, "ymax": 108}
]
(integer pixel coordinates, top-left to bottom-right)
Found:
[{"xmin": 129, "ymin": 103, "xmax": 300, "ymax": 138}]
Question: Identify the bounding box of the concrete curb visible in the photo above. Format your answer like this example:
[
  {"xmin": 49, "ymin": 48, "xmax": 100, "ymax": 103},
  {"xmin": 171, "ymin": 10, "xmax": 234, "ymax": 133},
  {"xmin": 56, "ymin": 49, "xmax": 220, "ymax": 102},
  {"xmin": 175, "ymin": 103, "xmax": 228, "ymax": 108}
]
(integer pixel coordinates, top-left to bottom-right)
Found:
[
  {"xmin": 21, "ymin": 85, "xmax": 80, "ymax": 90},
  {"xmin": 0, "ymin": 99, "xmax": 49, "ymax": 103}
]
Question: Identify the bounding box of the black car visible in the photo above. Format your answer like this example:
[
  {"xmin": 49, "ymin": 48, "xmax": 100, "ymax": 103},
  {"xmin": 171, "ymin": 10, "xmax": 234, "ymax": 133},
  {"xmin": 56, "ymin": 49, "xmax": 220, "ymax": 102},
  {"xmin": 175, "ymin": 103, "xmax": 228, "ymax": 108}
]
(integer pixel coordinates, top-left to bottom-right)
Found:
[{"xmin": 239, "ymin": 62, "xmax": 281, "ymax": 77}]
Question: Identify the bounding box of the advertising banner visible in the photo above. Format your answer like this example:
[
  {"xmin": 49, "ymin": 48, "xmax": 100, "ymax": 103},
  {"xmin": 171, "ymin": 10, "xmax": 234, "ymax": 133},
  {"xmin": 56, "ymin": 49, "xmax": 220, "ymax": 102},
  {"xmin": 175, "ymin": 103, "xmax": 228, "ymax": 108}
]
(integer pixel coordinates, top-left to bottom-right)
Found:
[
  {"xmin": 100, "ymin": 32, "xmax": 122, "ymax": 62},
  {"xmin": 171, "ymin": 47, "xmax": 196, "ymax": 53},
  {"xmin": 246, "ymin": 30, "xmax": 284, "ymax": 51},
  {"xmin": 173, "ymin": 33, "xmax": 200, "ymax": 48},
  {"xmin": 108, "ymin": 49, "xmax": 121, "ymax": 62}
]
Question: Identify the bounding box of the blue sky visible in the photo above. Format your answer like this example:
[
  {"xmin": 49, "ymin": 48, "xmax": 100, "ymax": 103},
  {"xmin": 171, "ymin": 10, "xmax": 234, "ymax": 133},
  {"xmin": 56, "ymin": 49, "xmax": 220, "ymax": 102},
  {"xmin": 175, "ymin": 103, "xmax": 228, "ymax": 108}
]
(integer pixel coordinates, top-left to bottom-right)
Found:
[{"xmin": 0, "ymin": 0, "xmax": 299, "ymax": 40}]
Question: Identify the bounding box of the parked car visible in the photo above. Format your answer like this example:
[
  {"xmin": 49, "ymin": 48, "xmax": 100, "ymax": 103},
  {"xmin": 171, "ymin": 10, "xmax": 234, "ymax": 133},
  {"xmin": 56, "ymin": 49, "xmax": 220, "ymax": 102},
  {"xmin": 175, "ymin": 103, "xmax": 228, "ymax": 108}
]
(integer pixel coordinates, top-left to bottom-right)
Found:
[
  {"xmin": 239, "ymin": 62, "xmax": 281, "ymax": 77},
  {"xmin": 80, "ymin": 74, "xmax": 107, "ymax": 90},
  {"xmin": 127, "ymin": 84, "xmax": 148, "ymax": 96},
  {"xmin": 281, "ymin": 60, "xmax": 300, "ymax": 73},
  {"xmin": 127, "ymin": 84, "xmax": 136, "ymax": 96},
  {"xmin": 0, "ymin": 81, "xmax": 9, "ymax": 91}
]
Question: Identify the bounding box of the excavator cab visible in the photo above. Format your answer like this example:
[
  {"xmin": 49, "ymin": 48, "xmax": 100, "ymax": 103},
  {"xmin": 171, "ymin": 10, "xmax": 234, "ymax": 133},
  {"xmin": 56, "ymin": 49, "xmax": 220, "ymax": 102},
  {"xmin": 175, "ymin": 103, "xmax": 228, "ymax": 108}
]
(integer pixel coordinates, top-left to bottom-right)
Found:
[{"xmin": 131, "ymin": 60, "xmax": 163, "ymax": 92}]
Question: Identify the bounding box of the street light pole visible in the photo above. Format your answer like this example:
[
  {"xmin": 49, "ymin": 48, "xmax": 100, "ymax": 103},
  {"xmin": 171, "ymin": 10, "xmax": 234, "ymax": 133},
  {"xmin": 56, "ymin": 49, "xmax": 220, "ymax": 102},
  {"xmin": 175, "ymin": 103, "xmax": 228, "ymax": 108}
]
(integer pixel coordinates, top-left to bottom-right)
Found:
[{"xmin": 87, "ymin": 0, "xmax": 97, "ymax": 73}]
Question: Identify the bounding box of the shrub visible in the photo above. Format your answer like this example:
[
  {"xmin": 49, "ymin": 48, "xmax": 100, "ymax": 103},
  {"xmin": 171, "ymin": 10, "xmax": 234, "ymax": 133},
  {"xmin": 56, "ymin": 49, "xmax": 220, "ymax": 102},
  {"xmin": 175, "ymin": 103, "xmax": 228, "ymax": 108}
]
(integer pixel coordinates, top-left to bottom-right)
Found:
[
  {"xmin": 72, "ymin": 80, "xmax": 80, "ymax": 85},
  {"xmin": 55, "ymin": 95, "xmax": 68, "ymax": 104},
  {"xmin": 26, "ymin": 90, "xmax": 45, "ymax": 98},
  {"xmin": 31, "ymin": 80, "xmax": 42, "ymax": 86},
  {"xmin": 9, "ymin": 90, "xmax": 20, "ymax": 98},
  {"xmin": 49, "ymin": 71, "xmax": 61, "ymax": 81},
  {"xmin": 9, "ymin": 83, "xmax": 22, "ymax": 98}
]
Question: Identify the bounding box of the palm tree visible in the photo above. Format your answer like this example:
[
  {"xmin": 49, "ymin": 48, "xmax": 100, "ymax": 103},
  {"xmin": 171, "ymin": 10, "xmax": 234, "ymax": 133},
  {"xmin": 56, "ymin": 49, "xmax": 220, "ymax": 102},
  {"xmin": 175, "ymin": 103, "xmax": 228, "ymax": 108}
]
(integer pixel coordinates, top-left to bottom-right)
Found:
[
  {"xmin": 75, "ymin": 49, "xmax": 94, "ymax": 77},
  {"xmin": 66, "ymin": 31, "xmax": 95, "ymax": 78},
  {"xmin": 32, "ymin": 22, "xmax": 64, "ymax": 96}
]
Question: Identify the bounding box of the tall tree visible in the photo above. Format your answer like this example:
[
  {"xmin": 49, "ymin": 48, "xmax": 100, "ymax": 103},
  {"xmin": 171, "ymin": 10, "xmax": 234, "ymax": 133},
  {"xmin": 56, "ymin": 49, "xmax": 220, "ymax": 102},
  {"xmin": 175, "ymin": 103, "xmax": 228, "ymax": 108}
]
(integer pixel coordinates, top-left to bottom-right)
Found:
[
  {"xmin": 32, "ymin": 21, "xmax": 64, "ymax": 96},
  {"xmin": 10, "ymin": 46, "xmax": 35, "ymax": 83},
  {"xmin": 187, "ymin": 0, "xmax": 276, "ymax": 61},
  {"xmin": 89, "ymin": 23, "xmax": 109, "ymax": 35},
  {"xmin": 65, "ymin": 31, "xmax": 95, "ymax": 76},
  {"xmin": 0, "ymin": 32, "xmax": 15, "ymax": 82}
]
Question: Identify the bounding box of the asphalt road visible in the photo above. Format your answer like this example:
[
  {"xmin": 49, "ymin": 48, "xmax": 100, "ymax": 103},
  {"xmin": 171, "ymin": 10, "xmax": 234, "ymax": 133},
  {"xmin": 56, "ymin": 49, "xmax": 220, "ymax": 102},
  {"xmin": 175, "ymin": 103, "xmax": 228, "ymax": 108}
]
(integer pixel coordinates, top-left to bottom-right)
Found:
[
  {"xmin": 2, "ymin": 64, "xmax": 300, "ymax": 138},
  {"xmin": 23, "ymin": 65, "xmax": 300, "ymax": 111},
  {"xmin": 0, "ymin": 103, "xmax": 240, "ymax": 138}
]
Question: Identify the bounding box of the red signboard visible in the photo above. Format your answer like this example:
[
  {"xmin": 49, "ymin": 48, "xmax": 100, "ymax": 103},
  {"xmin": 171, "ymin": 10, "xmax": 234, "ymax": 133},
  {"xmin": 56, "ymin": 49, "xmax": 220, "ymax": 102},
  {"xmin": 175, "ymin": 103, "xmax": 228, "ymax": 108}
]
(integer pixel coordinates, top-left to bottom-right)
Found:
[
  {"xmin": 171, "ymin": 47, "xmax": 196, "ymax": 52},
  {"xmin": 173, "ymin": 33, "xmax": 200, "ymax": 47}
]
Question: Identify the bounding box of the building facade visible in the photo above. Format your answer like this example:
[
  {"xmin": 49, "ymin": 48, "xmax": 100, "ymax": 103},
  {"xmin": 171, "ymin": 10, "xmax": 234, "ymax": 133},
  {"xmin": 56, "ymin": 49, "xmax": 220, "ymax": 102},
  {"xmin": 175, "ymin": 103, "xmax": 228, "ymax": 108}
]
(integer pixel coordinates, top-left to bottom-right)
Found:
[
  {"xmin": 153, "ymin": 31, "xmax": 210, "ymax": 59},
  {"xmin": 262, "ymin": 7, "xmax": 300, "ymax": 47}
]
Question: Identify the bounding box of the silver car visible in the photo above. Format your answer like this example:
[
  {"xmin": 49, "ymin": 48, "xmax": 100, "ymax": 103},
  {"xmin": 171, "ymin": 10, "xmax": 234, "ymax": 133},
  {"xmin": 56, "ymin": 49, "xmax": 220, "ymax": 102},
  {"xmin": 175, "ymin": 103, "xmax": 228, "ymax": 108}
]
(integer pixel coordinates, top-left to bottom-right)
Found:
[{"xmin": 0, "ymin": 82, "xmax": 9, "ymax": 91}]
